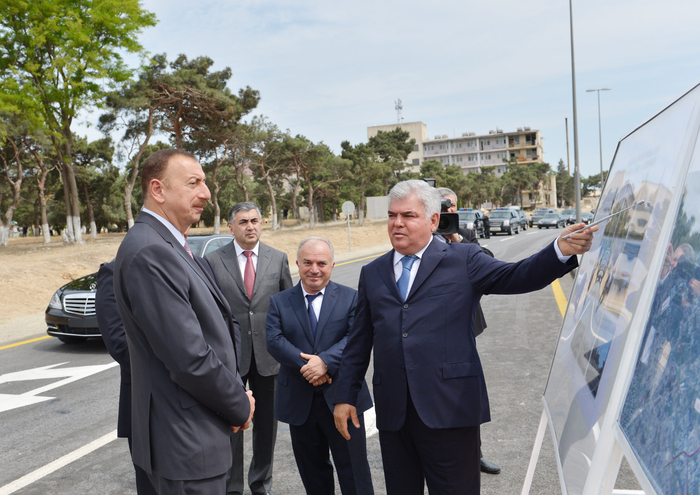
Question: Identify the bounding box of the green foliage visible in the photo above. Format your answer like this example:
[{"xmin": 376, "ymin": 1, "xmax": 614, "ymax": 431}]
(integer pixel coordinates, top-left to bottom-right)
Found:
[{"xmin": 555, "ymin": 159, "xmax": 574, "ymax": 207}]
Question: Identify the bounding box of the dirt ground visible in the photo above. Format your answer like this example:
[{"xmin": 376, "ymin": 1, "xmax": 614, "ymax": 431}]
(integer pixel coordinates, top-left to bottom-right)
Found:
[{"xmin": 0, "ymin": 219, "xmax": 389, "ymax": 325}]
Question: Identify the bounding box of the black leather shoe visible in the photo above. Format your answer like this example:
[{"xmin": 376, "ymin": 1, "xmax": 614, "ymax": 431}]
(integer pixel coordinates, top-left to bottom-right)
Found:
[{"xmin": 480, "ymin": 457, "xmax": 501, "ymax": 475}]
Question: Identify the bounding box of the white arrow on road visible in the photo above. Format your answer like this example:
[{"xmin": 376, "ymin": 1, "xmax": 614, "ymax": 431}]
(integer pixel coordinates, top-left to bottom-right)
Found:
[{"xmin": 0, "ymin": 361, "xmax": 118, "ymax": 413}]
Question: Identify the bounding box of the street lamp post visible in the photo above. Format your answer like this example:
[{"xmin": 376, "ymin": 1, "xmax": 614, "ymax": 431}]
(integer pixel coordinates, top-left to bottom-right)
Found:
[
  {"xmin": 569, "ymin": 0, "xmax": 582, "ymax": 223},
  {"xmin": 587, "ymin": 87, "xmax": 612, "ymax": 191}
]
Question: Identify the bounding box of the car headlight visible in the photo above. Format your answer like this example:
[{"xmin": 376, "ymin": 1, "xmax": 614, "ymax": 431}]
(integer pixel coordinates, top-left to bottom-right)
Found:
[
  {"xmin": 503, "ymin": 220, "xmax": 510, "ymax": 226},
  {"xmin": 49, "ymin": 291, "xmax": 62, "ymax": 310}
]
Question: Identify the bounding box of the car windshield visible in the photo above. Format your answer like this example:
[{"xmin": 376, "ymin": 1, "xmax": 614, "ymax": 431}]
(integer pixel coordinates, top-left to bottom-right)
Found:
[
  {"xmin": 542, "ymin": 214, "xmax": 559, "ymax": 219},
  {"xmin": 562, "ymin": 209, "xmax": 576, "ymax": 215},
  {"xmin": 458, "ymin": 212, "xmax": 476, "ymax": 221},
  {"xmin": 490, "ymin": 211, "xmax": 511, "ymax": 219}
]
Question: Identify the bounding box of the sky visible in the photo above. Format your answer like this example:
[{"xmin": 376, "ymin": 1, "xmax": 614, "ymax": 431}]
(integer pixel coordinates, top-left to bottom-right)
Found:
[{"xmin": 81, "ymin": 0, "xmax": 700, "ymax": 179}]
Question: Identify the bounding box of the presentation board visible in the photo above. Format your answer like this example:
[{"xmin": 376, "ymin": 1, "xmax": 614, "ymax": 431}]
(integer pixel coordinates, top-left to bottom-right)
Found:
[
  {"xmin": 540, "ymin": 83, "xmax": 700, "ymax": 495},
  {"xmin": 618, "ymin": 157, "xmax": 700, "ymax": 494}
]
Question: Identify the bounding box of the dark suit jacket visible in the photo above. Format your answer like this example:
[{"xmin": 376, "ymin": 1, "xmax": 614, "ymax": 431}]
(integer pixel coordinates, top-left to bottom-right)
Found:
[
  {"xmin": 113, "ymin": 211, "xmax": 250, "ymax": 480},
  {"xmin": 457, "ymin": 228, "xmax": 489, "ymax": 337},
  {"xmin": 96, "ymin": 261, "xmax": 131, "ymax": 438},
  {"xmin": 206, "ymin": 240, "xmax": 293, "ymax": 377},
  {"xmin": 334, "ymin": 239, "xmax": 576, "ymax": 432},
  {"xmin": 266, "ymin": 281, "xmax": 373, "ymax": 426}
]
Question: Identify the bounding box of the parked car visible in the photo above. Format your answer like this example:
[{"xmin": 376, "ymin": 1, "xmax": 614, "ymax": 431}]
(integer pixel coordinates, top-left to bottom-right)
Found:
[
  {"xmin": 537, "ymin": 213, "xmax": 566, "ymax": 229},
  {"xmin": 457, "ymin": 208, "xmax": 485, "ymax": 238},
  {"xmin": 488, "ymin": 208, "xmax": 520, "ymax": 236},
  {"xmin": 581, "ymin": 211, "xmax": 595, "ymax": 224},
  {"xmin": 529, "ymin": 208, "xmax": 556, "ymax": 227},
  {"xmin": 45, "ymin": 234, "xmax": 233, "ymax": 344}
]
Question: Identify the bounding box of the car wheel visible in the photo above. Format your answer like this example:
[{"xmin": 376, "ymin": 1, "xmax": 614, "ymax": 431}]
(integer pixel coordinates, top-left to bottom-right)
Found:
[
  {"xmin": 57, "ymin": 335, "xmax": 87, "ymax": 344},
  {"xmin": 515, "ymin": 225, "xmax": 520, "ymax": 234},
  {"xmin": 538, "ymin": 226, "xmax": 542, "ymax": 229}
]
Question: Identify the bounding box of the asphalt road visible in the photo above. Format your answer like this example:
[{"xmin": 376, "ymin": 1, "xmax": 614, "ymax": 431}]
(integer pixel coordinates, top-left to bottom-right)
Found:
[{"xmin": 0, "ymin": 227, "xmax": 641, "ymax": 494}]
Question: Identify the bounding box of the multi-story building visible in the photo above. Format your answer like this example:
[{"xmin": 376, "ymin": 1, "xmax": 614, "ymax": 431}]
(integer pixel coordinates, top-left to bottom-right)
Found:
[
  {"xmin": 422, "ymin": 127, "xmax": 544, "ymax": 175},
  {"xmin": 367, "ymin": 121, "xmax": 427, "ymax": 173},
  {"xmin": 365, "ymin": 123, "xmax": 553, "ymax": 207}
]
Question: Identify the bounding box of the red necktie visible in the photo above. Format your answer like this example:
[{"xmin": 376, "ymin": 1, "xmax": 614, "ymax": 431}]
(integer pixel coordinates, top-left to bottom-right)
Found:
[{"xmin": 243, "ymin": 251, "xmax": 255, "ymax": 299}]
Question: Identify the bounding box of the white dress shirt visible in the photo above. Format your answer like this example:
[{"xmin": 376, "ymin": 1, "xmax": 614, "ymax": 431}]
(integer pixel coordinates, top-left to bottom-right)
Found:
[
  {"xmin": 233, "ymin": 239, "xmax": 260, "ymax": 275},
  {"xmin": 301, "ymin": 283, "xmax": 325, "ymax": 321},
  {"xmin": 392, "ymin": 236, "xmax": 434, "ymax": 296}
]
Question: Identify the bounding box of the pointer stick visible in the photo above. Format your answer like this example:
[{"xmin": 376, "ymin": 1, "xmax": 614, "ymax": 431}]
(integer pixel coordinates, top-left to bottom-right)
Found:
[{"xmin": 561, "ymin": 199, "xmax": 649, "ymax": 239}]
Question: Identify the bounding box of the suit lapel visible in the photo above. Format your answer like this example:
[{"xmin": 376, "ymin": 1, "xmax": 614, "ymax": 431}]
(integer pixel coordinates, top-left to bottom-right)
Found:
[
  {"xmin": 314, "ymin": 282, "xmax": 338, "ymax": 348},
  {"xmin": 220, "ymin": 241, "xmax": 248, "ymax": 298},
  {"xmin": 138, "ymin": 212, "xmax": 230, "ymax": 311},
  {"xmin": 290, "ymin": 283, "xmax": 316, "ymax": 345},
  {"xmin": 377, "ymin": 251, "xmax": 404, "ymax": 303},
  {"xmin": 252, "ymin": 243, "xmax": 272, "ymax": 299},
  {"xmin": 406, "ymin": 239, "xmax": 448, "ymax": 301}
]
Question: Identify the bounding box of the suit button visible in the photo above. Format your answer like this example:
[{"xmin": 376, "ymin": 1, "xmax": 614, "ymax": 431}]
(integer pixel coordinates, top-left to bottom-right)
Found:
[
  {"xmin": 248, "ymin": 331, "xmax": 252, "ymax": 335},
  {"xmin": 403, "ymin": 304, "xmax": 409, "ymax": 309},
  {"xmin": 401, "ymin": 367, "xmax": 405, "ymax": 372},
  {"xmin": 402, "ymin": 333, "xmax": 408, "ymax": 338},
  {"xmin": 249, "ymin": 311, "xmax": 254, "ymax": 316},
  {"xmin": 222, "ymin": 313, "xmax": 227, "ymax": 319}
]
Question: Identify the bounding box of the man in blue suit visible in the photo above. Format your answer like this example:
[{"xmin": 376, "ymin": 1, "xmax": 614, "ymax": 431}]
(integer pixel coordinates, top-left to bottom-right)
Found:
[
  {"xmin": 267, "ymin": 237, "xmax": 374, "ymax": 495},
  {"xmin": 333, "ymin": 180, "xmax": 597, "ymax": 495}
]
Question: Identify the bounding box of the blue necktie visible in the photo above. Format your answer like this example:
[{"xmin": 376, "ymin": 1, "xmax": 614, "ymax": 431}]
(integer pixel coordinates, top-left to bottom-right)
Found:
[
  {"xmin": 397, "ymin": 255, "xmax": 418, "ymax": 301},
  {"xmin": 306, "ymin": 293, "xmax": 321, "ymax": 338}
]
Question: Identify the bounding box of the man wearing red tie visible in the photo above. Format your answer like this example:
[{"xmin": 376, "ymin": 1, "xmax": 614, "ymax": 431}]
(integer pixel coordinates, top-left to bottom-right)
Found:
[{"xmin": 206, "ymin": 202, "xmax": 293, "ymax": 495}]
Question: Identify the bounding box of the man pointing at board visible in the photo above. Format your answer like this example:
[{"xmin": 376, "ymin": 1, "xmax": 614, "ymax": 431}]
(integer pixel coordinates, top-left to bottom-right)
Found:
[{"xmin": 333, "ymin": 180, "xmax": 597, "ymax": 495}]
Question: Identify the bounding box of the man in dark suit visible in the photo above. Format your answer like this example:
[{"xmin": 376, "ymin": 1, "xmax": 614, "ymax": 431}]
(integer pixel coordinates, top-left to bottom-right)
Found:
[
  {"xmin": 206, "ymin": 202, "xmax": 293, "ymax": 495},
  {"xmin": 333, "ymin": 180, "xmax": 596, "ymax": 495},
  {"xmin": 437, "ymin": 187, "xmax": 500, "ymax": 475},
  {"xmin": 96, "ymin": 260, "xmax": 157, "ymax": 495},
  {"xmin": 266, "ymin": 237, "xmax": 374, "ymax": 495},
  {"xmin": 113, "ymin": 149, "xmax": 255, "ymax": 495}
]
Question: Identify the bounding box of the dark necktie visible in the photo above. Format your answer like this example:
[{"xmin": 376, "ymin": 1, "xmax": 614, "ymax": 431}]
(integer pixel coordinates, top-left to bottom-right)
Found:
[
  {"xmin": 397, "ymin": 255, "xmax": 418, "ymax": 301},
  {"xmin": 243, "ymin": 251, "xmax": 255, "ymax": 300},
  {"xmin": 306, "ymin": 293, "xmax": 321, "ymax": 338}
]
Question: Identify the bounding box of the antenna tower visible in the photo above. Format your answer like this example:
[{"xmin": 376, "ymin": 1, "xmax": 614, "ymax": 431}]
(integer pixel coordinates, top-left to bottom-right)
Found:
[{"xmin": 395, "ymin": 99, "xmax": 403, "ymax": 124}]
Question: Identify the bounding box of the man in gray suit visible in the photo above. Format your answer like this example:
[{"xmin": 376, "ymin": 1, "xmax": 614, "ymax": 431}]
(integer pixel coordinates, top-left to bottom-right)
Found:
[
  {"xmin": 206, "ymin": 202, "xmax": 293, "ymax": 495},
  {"xmin": 113, "ymin": 149, "xmax": 255, "ymax": 495}
]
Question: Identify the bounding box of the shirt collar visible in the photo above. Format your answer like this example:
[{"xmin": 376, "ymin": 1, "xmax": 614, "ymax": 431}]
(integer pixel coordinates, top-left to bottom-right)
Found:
[
  {"xmin": 233, "ymin": 238, "xmax": 260, "ymax": 257},
  {"xmin": 393, "ymin": 235, "xmax": 434, "ymax": 266},
  {"xmin": 142, "ymin": 207, "xmax": 186, "ymax": 247},
  {"xmin": 300, "ymin": 281, "xmax": 326, "ymax": 299}
]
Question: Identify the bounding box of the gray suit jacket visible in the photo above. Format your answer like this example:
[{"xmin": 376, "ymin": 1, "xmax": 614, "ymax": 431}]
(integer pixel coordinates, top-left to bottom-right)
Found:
[
  {"xmin": 206, "ymin": 240, "xmax": 293, "ymax": 377},
  {"xmin": 114, "ymin": 212, "xmax": 251, "ymax": 481}
]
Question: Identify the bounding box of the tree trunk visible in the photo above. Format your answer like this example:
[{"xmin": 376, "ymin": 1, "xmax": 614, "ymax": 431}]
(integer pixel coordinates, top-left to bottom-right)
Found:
[
  {"xmin": 61, "ymin": 168, "xmax": 75, "ymax": 242},
  {"xmin": 82, "ymin": 183, "xmax": 97, "ymax": 240},
  {"xmin": 263, "ymin": 174, "xmax": 278, "ymax": 231},
  {"xmin": 307, "ymin": 188, "xmax": 315, "ymax": 230},
  {"xmin": 1, "ymin": 138, "xmax": 23, "ymax": 247},
  {"xmin": 359, "ymin": 192, "xmax": 365, "ymax": 226},
  {"xmin": 61, "ymin": 129, "xmax": 83, "ymax": 244},
  {"xmin": 125, "ymin": 183, "xmax": 135, "ymax": 229}
]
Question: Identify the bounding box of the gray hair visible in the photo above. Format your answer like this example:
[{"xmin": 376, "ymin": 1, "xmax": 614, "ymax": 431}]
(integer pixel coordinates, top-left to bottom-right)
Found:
[
  {"xmin": 228, "ymin": 202, "xmax": 262, "ymax": 224},
  {"xmin": 436, "ymin": 187, "xmax": 457, "ymax": 200},
  {"xmin": 297, "ymin": 237, "xmax": 335, "ymax": 263},
  {"xmin": 388, "ymin": 180, "xmax": 441, "ymax": 217}
]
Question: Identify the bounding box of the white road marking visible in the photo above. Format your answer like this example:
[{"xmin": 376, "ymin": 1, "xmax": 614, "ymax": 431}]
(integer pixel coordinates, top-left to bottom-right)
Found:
[
  {"xmin": 0, "ymin": 362, "xmax": 119, "ymax": 413},
  {"xmin": 499, "ymin": 237, "xmax": 515, "ymax": 242},
  {"xmin": 0, "ymin": 430, "xmax": 118, "ymax": 495},
  {"xmin": 526, "ymin": 231, "xmax": 540, "ymax": 235}
]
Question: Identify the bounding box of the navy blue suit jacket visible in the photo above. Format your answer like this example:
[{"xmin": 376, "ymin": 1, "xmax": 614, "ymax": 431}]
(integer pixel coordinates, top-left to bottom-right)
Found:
[
  {"xmin": 334, "ymin": 238, "xmax": 576, "ymax": 432},
  {"xmin": 266, "ymin": 280, "xmax": 373, "ymax": 426}
]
